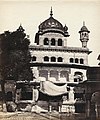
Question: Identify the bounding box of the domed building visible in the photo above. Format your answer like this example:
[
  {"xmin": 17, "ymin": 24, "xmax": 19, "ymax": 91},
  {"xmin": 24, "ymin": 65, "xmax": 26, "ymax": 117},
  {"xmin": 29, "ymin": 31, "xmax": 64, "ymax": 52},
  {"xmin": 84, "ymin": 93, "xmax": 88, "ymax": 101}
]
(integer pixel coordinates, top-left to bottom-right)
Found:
[{"xmin": 29, "ymin": 8, "xmax": 91, "ymax": 113}]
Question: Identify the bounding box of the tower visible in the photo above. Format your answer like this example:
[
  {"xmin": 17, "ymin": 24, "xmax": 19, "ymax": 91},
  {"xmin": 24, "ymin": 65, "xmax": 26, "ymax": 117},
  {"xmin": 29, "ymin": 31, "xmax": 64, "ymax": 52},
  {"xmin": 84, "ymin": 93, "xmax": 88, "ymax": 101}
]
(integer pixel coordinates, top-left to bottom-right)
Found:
[{"xmin": 79, "ymin": 22, "xmax": 90, "ymax": 48}]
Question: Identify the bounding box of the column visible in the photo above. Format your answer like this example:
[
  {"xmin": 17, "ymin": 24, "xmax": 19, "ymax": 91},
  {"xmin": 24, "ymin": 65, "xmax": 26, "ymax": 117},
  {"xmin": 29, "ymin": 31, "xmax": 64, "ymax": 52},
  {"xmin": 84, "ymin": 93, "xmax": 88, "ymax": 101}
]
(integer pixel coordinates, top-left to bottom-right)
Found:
[
  {"xmin": 32, "ymin": 87, "xmax": 35, "ymax": 102},
  {"xmin": 49, "ymin": 105, "xmax": 52, "ymax": 113},
  {"xmin": 55, "ymin": 40, "xmax": 58, "ymax": 47},
  {"xmin": 85, "ymin": 93, "xmax": 92, "ymax": 119},
  {"xmin": 58, "ymin": 106, "xmax": 61, "ymax": 113},
  {"xmin": 32, "ymin": 87, "xmax": 39, "ymax": 103},
  {"xmin": 58, "ymin": 71, "xmax": 60, "ymax": 81},
  {"xmin": 90, "ymin": 102, "xmax": 96, "ymax": 120},
  {"xmin": 48, "ymin": 70, "xmax": 50, "ymax": 80},
  {"xmin": 49, "ymin": 39, "xmax": 51, "ymax": 47},
  {"xmin": 69, "ymin": 87, "xmax": 74, "ymax": 102},
  {"xmin": 63, "ymin": 37, "xmax": 67, "ymax": 47}
]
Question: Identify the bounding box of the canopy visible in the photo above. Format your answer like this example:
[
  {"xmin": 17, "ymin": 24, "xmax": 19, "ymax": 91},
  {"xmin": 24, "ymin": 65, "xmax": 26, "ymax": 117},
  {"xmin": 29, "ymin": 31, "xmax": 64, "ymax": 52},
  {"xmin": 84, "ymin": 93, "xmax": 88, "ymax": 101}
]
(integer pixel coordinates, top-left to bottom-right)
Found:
[{"xmin": 40, "ymin": 81, "xmax": 68, "ymax": 96}]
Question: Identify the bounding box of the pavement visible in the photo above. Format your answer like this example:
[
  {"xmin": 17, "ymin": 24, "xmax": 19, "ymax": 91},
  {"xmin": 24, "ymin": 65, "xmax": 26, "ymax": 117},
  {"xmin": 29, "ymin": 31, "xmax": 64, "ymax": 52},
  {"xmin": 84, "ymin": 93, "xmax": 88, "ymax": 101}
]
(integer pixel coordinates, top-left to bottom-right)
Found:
[
  {"xmin": 0, "ymin": 112, "xmax": 87, "ymax": 120},
  {"xmin": 0, "ymin": 112, "xmax": 17, "ymax": 119}
]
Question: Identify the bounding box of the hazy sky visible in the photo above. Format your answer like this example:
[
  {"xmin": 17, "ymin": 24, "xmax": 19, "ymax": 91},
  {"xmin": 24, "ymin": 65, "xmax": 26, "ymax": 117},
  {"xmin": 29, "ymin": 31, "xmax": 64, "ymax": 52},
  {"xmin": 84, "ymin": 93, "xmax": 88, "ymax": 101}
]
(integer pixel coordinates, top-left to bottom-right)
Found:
[{"xmin": 0, "ymin": 0, "xmax": 100, "ymax": 66}]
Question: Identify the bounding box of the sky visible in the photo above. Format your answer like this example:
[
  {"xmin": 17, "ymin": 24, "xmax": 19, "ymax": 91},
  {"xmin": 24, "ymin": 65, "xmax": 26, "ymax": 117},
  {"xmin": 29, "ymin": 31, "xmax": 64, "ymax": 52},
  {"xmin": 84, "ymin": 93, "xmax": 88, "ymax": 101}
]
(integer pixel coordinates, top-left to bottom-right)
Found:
[{"xmin": 0, "ymin": 0, "xmax": 100, "ymax": 66}]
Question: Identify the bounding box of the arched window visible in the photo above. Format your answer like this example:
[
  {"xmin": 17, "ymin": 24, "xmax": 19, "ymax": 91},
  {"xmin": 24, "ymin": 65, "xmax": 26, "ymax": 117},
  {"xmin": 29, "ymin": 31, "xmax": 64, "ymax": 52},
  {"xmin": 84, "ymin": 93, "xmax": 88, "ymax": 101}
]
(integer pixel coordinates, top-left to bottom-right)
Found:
[
  {"xmin": 70, "ymin": 58, "xmax": 74, "ymax": 63},
  {"xmin": 44, "ymin": 38, "xmax": 49, "ymax": 45},
  {"xmin": 80, "ymin": 58, "xmax": 84, "ymax": 64},
  {"xmin": 75, "ymin": 58, "xmax": 78, "ymax": 63},
  {"xmin": 58, "ymin": 39, "xmax": 62, "ymax": 46},
  {"xmin": 51, "ymin": 57, "xmax": 56, "ymax": 62},
  {"xmin": 51, "ymin": 38, "xmax": 55, "ymax": 46},
  {"xmin": 74, "ymin": 72, "xmax": 83, "ymax": 82},
  {"xmin": 44, "ymin": 56, "xmax": 49, "ymax": 62},
  {"xmin": 32, "ymin": 56, "xmax": 36, "ymax": 61},
  {"xmin": 58, "ymin": 57, "xmax": 63, "ymax": 62}
]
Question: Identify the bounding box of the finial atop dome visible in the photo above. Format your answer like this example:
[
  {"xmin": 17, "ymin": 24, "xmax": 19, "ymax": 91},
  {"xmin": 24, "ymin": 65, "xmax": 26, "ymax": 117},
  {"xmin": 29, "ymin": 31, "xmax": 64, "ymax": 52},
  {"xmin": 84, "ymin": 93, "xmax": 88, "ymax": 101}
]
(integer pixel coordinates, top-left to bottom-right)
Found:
[
  {"xmin": 50, "ymin": 7, "xmax": 53, "ymax": 17},
  {"xmin": 83, "ymin": 21, "xmax": 85, "ymax": 26},
  {"xmin": 79, "ymin": 22, "xmax": 90, "ymax": 33}
]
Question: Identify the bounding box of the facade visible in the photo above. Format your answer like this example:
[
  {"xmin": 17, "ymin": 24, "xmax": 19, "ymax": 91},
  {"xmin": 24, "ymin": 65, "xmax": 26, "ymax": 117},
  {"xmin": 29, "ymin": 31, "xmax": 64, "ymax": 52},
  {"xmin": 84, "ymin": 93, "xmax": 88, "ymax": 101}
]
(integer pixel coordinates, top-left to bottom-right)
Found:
[{"xmin": 29, "ymin": 8, "xmax": 91, "ymax": 112}]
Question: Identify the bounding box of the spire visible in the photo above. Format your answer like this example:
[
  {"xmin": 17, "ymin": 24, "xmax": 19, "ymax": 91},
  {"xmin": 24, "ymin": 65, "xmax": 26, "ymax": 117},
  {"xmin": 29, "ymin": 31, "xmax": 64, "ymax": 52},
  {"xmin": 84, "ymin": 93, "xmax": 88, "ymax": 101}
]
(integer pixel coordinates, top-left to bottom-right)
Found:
[
  {"xmin": 83, "ymin": 21, "xmax": 85, "ymax": 26},
  {"xmin": 50, "ymin": 7, "xmax": 53, "ymax": 17}
]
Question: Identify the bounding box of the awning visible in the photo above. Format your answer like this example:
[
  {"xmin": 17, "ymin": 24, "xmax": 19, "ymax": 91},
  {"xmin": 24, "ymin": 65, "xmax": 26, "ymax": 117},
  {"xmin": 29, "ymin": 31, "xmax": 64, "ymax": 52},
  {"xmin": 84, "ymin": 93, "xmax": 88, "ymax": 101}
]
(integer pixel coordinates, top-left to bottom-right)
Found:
[{"xmin": 39, "ymin": 81, "xmax": 68, "ymax": 96}]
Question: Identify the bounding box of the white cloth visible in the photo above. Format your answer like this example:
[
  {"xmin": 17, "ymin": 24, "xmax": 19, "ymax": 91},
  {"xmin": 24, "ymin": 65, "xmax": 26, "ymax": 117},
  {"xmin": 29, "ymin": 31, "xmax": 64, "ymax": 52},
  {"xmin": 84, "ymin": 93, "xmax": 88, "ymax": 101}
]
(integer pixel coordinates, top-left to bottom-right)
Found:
[
  {"xmin": 31, "ymin": 105, "xmax": 48, "ymax": 113},
  {"xmin": 40, "ymin": 81, "xmax": 68, "ymax": 96}
]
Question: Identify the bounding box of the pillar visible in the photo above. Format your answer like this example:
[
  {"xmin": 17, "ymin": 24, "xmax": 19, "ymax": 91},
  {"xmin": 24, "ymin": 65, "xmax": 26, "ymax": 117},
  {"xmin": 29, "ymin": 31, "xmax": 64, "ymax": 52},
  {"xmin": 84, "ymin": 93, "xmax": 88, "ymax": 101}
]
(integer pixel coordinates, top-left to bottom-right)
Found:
[
  {"xmin": 64, "ymin": 38, "xmax": 67, "ymax": 47},
  {"xmin": 49, "ymin": 105, "xmax": 52, "ymax": 113},
  {"xmin": 85, "ymin": 93, "xmax": 91, "ymax": 119},
  {"xmin": 49, "ymin": 39, "xmax": 51, "ymax": 47},
  {"xmin": 58, "ymin": 71, "xmax": 60, "ymax": 81},
  {"xmin": 48, "ymin": 70, "xmax": 50, "ymax": 80},
  {"xmin": 90, "ymin": 102, "xmax": 96, "ymax": 120},
  {"xmin": 85, "ymin": 93, "xmax": 96, "ymax": 120},
  {"xmin": 55, "ymin": 40, "xmax": 58, "ymax": 47},
  {"xmin": 32, "ymin": 87, "xmax": 39, "ymax": 103},
  {"xmin": 58, "ymin": 106, "xmax": 61, "ymax": 113},
  {"xmin": 69, "ymin": 87, "xmax": 74, "ymax": 102}
]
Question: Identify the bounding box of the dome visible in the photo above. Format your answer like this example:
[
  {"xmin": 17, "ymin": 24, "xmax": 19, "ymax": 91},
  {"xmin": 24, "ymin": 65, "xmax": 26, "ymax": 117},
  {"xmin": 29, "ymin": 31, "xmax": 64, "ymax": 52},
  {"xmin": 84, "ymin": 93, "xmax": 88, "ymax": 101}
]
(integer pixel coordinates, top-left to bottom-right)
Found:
[
  {"xmin": 38, "ymin": 8, "xmax": 69, "ymax": 37},
  {"xmin": 80, "ymin": 26, "xmax": 89, "ymax": 32},
  {"xmin": 79, "ymin": 22, "xmax": 90, "ymax": 33},
  {"xmin": 39, "ymin": 16, "xmax": 64, "ymax": 31}
]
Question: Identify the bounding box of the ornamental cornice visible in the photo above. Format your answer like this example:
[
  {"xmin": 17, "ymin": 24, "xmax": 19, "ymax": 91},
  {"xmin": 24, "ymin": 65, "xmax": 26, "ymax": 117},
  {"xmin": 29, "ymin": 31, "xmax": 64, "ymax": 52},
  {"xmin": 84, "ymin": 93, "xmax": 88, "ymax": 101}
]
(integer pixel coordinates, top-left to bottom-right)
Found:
[{"xmin": 29, "ymin": 45, "xmax": 92, "ymax": 54}]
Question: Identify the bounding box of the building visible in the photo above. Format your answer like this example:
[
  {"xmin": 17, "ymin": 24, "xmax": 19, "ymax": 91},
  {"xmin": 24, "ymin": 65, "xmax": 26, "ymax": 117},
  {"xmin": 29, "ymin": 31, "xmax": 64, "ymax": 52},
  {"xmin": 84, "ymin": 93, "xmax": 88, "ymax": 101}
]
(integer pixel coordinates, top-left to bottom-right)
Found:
[
  {"xmin": 78, "ymin": 67, "xmax": 100, "ymax": 120},
  {"xmin": 97, "ymin": 54, "xmax": 100, "ymax": 65},
  {"xmin": 29, "ymin": 8, "xmax": 91, "ymax": 112}
]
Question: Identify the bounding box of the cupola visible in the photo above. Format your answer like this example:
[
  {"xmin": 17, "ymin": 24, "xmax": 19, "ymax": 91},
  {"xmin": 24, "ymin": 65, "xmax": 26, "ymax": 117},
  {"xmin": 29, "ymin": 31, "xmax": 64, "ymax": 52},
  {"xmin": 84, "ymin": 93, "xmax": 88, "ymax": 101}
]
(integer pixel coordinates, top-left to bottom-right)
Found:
[{"xmin": 79, "ymin": 22, "xmax": 90, "ymax": 48}]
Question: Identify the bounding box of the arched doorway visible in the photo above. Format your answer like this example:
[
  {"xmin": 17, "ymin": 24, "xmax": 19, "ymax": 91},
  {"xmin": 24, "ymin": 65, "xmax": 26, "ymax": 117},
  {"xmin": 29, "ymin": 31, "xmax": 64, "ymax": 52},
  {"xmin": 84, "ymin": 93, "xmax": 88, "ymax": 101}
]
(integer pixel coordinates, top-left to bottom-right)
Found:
[{"xmin": 91, "ymin": 91, "xmax": 100, "ymax": 118}]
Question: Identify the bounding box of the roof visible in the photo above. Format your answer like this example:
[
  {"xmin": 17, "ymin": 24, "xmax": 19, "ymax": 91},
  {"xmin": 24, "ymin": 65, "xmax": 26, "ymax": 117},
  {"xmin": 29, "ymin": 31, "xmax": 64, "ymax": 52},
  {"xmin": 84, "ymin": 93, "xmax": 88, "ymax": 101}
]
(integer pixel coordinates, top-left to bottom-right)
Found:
[
  {"xmin": 39, "ymin": 16, "xmax": 64, "ymax": 31},
  {"xmin": 29, "ymin": 45, "xmax": 92, "ymax": 54},
  {"xmin": 79, "ymin": 22, "xmax": 90, "ymax": 33},
  {"xmin": 38, "ymin": 8, "xmax": 69, "ymax": 37}
]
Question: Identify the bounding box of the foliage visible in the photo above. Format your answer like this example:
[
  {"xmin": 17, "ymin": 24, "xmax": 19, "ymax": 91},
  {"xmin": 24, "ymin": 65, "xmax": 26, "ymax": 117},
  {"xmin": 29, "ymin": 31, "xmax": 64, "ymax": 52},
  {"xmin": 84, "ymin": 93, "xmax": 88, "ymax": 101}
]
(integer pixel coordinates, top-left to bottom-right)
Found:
[{"xmin": 0, "ymin": 25, "xmax": 33, "ymax": 81}]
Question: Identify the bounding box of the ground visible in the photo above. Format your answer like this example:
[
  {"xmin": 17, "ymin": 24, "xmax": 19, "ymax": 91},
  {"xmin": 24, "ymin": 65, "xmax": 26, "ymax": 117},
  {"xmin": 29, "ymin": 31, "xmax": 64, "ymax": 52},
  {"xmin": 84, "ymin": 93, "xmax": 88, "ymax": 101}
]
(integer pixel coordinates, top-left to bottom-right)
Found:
[{"xmin": 0, "ymin": 112, "xmax": 86, "ymax": 120}]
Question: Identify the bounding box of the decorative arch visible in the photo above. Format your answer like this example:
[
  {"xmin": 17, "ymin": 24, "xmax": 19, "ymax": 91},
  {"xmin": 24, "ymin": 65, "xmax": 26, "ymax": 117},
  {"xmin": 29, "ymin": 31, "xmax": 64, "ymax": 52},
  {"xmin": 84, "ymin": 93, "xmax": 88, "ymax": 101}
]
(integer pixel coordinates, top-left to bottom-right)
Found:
[
  {"xmin": 80, "ymin": 58, "xmax": 84, "ymax": 64},
  {"xmin": 70, "ymin": 58, "xmax": 74, "ymax": 63},
  {"xmin": 44, "ymin": 56, "xmax": 49, "ymax": 62},
  {"xmin": 58, "ymin": 57, "xmax": 63, "ymax": 62},
  {"xmin": 32, "ymin": 56, "xmax": 36, "ymax": 62},
  {"xmin": 51, "ymin": 57, "xmax": 56, "ymax": 62},
  {"xmin": 51, "ymin": 38, "xmax": 55, "ymax": 46},
  {"xmin": 58, "ymin": 39, "xmax": 62, "ymax": 46},
  {"xmin": 74, "ymin": 71, "xmax": 83, "ymax": 82},
  {"xmin": 91, "ymin": 91, "xmax": 100, "ymax": 104},
  {"xmin": 44, "ymin": 38, "xmax": 49, "ymax": 45},
  {"xmin": 75, "ymin": 58, "xmax": 78, "ymax": 63}
]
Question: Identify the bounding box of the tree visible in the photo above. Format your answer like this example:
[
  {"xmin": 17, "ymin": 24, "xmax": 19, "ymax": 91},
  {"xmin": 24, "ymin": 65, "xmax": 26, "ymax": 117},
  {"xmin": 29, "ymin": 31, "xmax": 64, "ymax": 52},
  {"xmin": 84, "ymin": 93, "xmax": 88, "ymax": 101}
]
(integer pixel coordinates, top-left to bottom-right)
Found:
[{"xmin": 0, "ymin": 25, "xmax": 33, "ymax": 111}]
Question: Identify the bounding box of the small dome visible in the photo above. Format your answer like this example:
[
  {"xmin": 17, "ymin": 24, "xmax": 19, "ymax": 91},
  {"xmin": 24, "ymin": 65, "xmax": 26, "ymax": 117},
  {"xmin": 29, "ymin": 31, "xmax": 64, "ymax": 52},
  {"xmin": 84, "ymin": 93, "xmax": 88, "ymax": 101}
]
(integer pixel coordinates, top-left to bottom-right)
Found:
[
  {"xmin": 79, "ymin": 22, "xmax": 90, "ymax": 33},
  {"xmin": 80, "ymin": 26, "xmax": 89, "ymax": 32},
  {"xmin": 64, "ymin": 24, "xmax": 68, "ymax": 32}
]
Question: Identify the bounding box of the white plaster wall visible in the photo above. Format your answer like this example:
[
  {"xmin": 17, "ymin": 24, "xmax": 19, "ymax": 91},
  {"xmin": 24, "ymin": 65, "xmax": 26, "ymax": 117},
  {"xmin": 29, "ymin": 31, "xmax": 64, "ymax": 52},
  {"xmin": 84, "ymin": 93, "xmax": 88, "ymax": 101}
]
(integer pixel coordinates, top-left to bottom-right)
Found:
[
  {"xmin": 39, "ymin": 32, "xmax": 68, "ymax": 47},
  {"xmin": 30, "ymin": 50, "xmax": 88, "ymax": 65}
]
